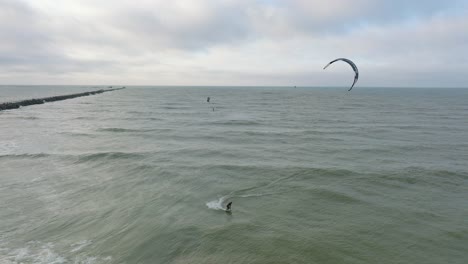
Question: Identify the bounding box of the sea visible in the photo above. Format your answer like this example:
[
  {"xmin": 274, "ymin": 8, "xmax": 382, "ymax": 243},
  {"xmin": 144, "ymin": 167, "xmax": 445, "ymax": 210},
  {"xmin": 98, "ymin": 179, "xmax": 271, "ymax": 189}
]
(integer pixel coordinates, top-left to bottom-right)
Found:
[{"xmin": 0, "ymin": 86, "xmax": 467, "ymax": 264}]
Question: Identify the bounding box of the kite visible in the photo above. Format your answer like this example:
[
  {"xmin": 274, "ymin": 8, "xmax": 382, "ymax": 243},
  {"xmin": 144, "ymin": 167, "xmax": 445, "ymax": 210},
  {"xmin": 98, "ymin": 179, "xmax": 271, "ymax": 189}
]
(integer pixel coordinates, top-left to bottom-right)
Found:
[{"xmin": 324, "ymin": 58, "xmax": 359, "ymax": 91}]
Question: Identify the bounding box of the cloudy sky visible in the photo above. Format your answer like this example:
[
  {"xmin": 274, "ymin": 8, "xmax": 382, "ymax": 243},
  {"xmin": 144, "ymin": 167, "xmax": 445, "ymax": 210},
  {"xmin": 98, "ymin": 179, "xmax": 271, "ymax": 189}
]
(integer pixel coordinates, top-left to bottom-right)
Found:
[{"xmin": 1, "ymin": 0, "xmax": 467, "ymax": 87}]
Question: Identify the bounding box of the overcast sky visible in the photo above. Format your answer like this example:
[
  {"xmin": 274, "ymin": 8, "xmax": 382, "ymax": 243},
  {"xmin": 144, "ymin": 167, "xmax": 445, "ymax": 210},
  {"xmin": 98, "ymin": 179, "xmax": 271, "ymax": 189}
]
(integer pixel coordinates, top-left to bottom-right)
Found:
[{"xmin": 1, "ymin": 0, "xmax": 467, "ymax": 87}]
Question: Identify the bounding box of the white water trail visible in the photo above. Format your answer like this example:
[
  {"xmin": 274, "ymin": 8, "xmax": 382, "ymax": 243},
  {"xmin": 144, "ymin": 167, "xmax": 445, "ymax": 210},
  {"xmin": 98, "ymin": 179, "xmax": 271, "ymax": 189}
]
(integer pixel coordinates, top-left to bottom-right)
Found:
[{"xmin": 205, "ymin": 174, "xmax": 299, "ymax": 211}]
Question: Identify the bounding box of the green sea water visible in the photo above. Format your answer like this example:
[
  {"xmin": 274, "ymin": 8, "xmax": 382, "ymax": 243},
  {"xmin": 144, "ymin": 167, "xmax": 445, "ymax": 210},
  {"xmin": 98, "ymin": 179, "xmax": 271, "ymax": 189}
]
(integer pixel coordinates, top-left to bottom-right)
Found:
[{"xmin": 1, "ymin": 86, "xmax": 467, "ymax": 263}]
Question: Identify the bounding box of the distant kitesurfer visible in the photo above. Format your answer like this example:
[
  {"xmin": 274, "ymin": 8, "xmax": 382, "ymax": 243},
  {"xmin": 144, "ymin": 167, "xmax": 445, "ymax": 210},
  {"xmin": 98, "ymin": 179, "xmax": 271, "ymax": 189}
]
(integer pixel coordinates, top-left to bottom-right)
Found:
[
  {"xmin": 226, "ymin": 202, "xmax": 232, "ymax": 211},
  {"xmin": 207, "ymin": 97, "xmax": 210, "ymax": 103}
]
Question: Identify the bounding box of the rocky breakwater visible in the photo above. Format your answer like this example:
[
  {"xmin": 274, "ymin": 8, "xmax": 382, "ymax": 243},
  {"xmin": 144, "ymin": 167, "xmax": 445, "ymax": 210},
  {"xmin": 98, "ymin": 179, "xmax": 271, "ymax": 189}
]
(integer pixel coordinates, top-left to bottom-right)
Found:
[{"xmin": 0, "ymin": 87, "xmax": 125, "ymax": 111}]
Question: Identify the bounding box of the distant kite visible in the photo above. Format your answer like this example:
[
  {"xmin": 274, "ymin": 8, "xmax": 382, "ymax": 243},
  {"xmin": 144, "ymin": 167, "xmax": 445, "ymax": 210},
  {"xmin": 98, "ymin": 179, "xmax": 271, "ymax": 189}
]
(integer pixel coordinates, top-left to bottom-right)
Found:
[{"xmin": 323, "ymin": 58, "xmax": 359, "ymax": 91}]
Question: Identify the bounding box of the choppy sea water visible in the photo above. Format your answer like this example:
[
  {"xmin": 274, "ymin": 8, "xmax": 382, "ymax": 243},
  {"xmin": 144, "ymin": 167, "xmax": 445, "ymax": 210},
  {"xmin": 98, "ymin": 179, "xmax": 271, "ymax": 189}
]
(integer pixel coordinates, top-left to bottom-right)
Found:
[{"xmin": 1, "ymin": 86, "xmax": 467, "ymax": 264}]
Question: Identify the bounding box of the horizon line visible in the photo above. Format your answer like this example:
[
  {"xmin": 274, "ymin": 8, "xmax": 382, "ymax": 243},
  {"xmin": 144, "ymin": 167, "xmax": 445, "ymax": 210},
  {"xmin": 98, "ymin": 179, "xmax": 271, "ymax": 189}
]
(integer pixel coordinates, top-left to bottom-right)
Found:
[{"xmin": 0, "ymin": 85, "xmax": 467, "ymax": 89}]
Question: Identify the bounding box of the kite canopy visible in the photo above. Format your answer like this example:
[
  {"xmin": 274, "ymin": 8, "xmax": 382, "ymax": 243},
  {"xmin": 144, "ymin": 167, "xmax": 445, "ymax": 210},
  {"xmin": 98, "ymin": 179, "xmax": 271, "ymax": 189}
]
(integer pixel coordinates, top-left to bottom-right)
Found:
[{"xmin": 323, "ymin": 58, "xmax": 359, "ymax": 91}]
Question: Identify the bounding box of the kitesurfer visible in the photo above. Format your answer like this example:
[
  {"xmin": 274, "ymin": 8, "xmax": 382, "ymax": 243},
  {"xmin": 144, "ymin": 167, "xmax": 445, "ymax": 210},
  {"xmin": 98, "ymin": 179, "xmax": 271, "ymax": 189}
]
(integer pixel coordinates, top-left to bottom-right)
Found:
[
  {"xmin": 207, "ymin": 97, "xmax": 210, "ymax": 103},
  {"xmin": 226, "ymin": 202, "xmax": 232, "ymax": 212}
]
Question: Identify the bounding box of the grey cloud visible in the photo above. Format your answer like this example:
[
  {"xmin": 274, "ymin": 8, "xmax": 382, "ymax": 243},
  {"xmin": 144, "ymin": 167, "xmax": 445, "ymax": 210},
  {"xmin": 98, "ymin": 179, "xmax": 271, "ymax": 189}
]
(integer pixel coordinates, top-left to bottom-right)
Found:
[
  {"xmin": 114, "ymin": 3, "xmax": 251, "ymax": 50},
  {"xmin": 350, "ymin": 13, "xmax": 468, "ymax": 64},
  {"xmin": 1, "ymin": 0, "xmax": 467, "ymax": 86},
  {"xmin": 0, "ymin": 0, "xmax": 126, "ymax": 78},
  {"xmin": 0, "ymin": 0, "xmax": 52, "ymax": 63},
  {"xmin": 254, "ymin": 0, "xmax": 468, "ymax": 37}
]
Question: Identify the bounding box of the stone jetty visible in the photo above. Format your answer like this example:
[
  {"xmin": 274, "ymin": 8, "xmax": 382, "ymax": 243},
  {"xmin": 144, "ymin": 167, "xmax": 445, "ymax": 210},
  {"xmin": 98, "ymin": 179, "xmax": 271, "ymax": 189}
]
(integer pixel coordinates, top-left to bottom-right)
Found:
[{"xmin": 0, "ymin": 87, "xmax": 125, "ymax": 111}]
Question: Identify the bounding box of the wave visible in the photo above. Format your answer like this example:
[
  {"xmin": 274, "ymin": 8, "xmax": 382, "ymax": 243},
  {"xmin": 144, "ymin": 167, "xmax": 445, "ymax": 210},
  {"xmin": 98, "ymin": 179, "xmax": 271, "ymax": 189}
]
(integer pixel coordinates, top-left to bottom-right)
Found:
[
  {"xmin": 70, "ymin": 152, "xmax": 148, "ymax": 164},
  {"xmin": 197, "ymin": 164, "xmax": 355, "ymax": 178},
  {"xmin": 0, "ymin": 151, "xmax": 149, "ymax": 163},
  {"xmin": 71, "ymin": 116, "xmax": 94, "ymax": 120},
  {"xmin": 375, "ymin": 167, "xmax": 468, "ymax": 186},
  {"xmin": 205, "ymin": 165, "xmax": 468, "ymax": 211},
  {"xmin": 120, "ymin": 117, "xmax": 163, "ymax": 121},
  {"xmin": 314, "ymin": 188, "xmax": 362, "ymax": 203},
  {"xmin": 97, "ymin": 128, "xmax": 144, "ymax": 133},
  {"xmin": 97, "ymin": 127, "xmax": 162, "ymax": 133},
  {"xmin": 17, "ymin": 116, "xmax": 39, "ymax": 120},
  {"xmin": 210, "ymin": 120, "xmax": 262, "ymax": 126},
  {"xmin": 161, "ymin": 106, "xmax": 192, "ymax": 110},
  {"xmin": 59, "ymin": 132, "xmax": 97, "ymax": 137},
  {"xmin": 0, "ymin": 153, "xmax": 51, "ymax": 159},
  {"xmin": 242, "ymin": 130, "xmax": 300, "ymax": 137}
]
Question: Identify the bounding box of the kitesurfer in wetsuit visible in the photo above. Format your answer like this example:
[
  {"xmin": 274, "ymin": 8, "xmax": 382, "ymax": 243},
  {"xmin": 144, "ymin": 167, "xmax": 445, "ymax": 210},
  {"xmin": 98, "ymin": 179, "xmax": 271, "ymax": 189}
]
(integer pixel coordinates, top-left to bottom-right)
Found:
[{"xmin": 226, "ymin": 202, "xmax": 232, "ymax": 212}]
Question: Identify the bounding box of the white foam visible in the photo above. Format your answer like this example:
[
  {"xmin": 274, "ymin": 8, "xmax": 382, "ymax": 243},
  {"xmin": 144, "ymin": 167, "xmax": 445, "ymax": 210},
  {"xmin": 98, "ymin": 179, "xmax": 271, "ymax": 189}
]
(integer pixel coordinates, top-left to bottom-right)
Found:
[
  {"xmin": 74, "ymin": 256, "xmax": 97, "ymax": 264},
  {"xmin": 70, "ymin": 240, "xmax": 91, "ymax": 253},
  {"xmin": 237, "ymin": 192, "xmax": 279, "ymax": 198},
  {"xmin": 0, "ymin": 141, "xmax": 18, "ymax": 155},
  {"xmin": 12, "ymin": 248, "xmax": 29, "ymax": 262},
  {"xmin": 34, "ymin": 247, "xmax": 66, "ymax": 264},
  {"xmin": 0, "ymin": 241, "xmax": 111, "ymax": 264},
  {"xmin": 206, "ymin": 195, "xmax": 229, "ymax": 210},
  {"xmin": 7, "ymin": 244, "xmax": 66, "ymax": 264}
]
